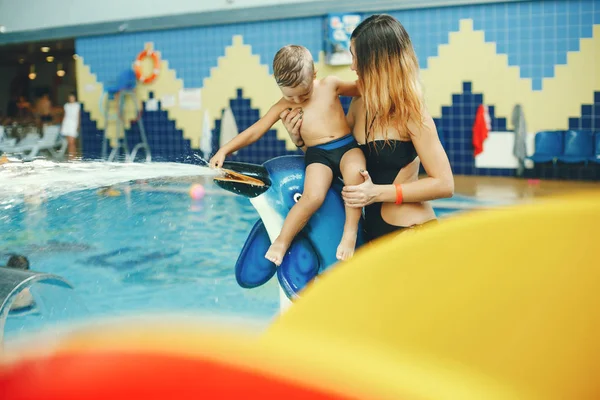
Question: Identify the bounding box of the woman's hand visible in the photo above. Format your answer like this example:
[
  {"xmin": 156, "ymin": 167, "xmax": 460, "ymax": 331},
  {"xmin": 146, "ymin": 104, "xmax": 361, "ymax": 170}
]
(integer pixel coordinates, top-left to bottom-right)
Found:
[
  {"xmin": 342, "ymin": 170, "xmax": 380, "ymax": 208},
  {"xmin": 280, "ymin": 108, "xmax": 304, "ymax": 147}
]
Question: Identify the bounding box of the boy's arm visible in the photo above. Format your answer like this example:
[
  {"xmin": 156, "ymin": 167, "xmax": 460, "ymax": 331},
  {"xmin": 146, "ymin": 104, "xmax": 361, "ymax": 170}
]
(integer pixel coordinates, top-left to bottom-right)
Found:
[
  {"xmin": 326, "ymin": 76, "xmax": 361, "ymax": 97},
  {"xmin": 218, "ymin": 101, "xmax": 285, "ymax": 155}
]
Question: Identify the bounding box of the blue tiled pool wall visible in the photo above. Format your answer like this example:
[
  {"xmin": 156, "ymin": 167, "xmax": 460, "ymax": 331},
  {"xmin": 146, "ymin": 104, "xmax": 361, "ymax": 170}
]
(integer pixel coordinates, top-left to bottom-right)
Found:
[{"xmin": 77, "ymin": 0, "xmax": 600, "ymax": 179}]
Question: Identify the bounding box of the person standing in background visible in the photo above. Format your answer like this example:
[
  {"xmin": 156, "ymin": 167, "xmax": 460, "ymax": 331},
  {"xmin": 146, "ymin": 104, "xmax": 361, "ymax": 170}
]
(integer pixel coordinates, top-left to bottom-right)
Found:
[
  {"xmin": 35, "ymin": 93, "xmax": 53, "ymax": 124},
  {"xmin": 16, "ymin": 95, "xmax": 32, "ymax": 119},
  {"xmin": 60, "ymin": 92, "xmax": 81, "ymax": 160}
]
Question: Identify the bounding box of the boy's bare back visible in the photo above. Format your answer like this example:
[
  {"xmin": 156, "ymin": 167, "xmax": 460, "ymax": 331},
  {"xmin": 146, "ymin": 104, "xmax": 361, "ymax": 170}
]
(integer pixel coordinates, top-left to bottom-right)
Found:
[{"xmin": 275, "ymin": 77, "xmax": 350, "ymax": 147}]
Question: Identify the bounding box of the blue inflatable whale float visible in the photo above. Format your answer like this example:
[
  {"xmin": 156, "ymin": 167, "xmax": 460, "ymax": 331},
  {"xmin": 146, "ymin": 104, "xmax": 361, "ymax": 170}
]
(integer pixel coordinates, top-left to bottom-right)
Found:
[{"xmin": 214, "ymin": 155, "xmax": 365, "ymax": 299}]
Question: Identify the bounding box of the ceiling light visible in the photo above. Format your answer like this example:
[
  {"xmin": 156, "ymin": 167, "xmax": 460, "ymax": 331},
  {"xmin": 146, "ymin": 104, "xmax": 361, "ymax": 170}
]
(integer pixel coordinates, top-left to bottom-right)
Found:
[
  {"xmin": 46, "ymin": 56, "xmax": 54, "ymax": 62},
  {"xmin": 57, "ymin": 62, "xmax": 65, "ymax": 77},
  {"xmin": 41, "ymin": 46, "xmax": 50, "ymax": 53}
]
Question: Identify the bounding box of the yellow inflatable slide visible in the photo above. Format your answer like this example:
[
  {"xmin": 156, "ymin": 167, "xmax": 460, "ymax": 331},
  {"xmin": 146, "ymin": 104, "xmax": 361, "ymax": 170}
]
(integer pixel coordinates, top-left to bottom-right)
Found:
[{"xmin": 1, "ymin": 192, "xmax": 598, "ymax": 400}]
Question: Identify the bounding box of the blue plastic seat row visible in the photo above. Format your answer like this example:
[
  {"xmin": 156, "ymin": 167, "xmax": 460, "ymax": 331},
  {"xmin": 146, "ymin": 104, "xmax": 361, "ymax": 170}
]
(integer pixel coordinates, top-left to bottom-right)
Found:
[{"xmin": 528, "ymin": 130, "xmax": 600, "ymax": 164}]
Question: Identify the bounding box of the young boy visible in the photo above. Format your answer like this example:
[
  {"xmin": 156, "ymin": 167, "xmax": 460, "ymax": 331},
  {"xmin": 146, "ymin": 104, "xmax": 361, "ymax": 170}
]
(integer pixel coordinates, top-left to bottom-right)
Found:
[{"xmin": 210, "ymin": 45, "xmax": 365, "ymax": 266}]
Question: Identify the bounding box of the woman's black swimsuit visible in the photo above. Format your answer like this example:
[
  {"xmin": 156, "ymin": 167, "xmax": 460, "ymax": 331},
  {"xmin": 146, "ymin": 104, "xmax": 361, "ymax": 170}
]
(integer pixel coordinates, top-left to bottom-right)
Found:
[{"xmin": 360, "ymin": 139, "xmax": 418, "ymax": 241}]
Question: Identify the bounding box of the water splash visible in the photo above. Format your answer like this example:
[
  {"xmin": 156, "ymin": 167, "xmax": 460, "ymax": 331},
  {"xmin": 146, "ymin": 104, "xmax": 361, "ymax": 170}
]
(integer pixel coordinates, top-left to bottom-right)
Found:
[{"xmin": 0, "ymin": 160, "xmax": 218, "ymax": 207}]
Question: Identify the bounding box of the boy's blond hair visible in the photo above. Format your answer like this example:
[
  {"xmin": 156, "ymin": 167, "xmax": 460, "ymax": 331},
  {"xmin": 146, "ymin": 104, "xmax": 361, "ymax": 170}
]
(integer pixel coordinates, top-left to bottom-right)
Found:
[{"xmin": 273, "ymin": 45, "xmax": 314, "ymax": 88}]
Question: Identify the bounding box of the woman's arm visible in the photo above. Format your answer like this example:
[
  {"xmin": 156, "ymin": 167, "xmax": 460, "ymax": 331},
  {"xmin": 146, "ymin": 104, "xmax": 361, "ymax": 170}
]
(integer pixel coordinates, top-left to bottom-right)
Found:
[
  {"xmin": 375, "ymin": 114, "xmax": 454, "ymax": 203},
  {"xmin": 342, "ymin": 113, "xmax": 453, "ymax": 207},
  {"xmin": 280, "ymin": 108, "xmax": 306, "ymax": 152},
  {"xmin": 397, "ymin": 114, "xmax": 454, "ymax": 201},
  {"xmin": 325, "ymin": 76, "xmax": 360, "ymax": 97},
  {"xmin": 346, "ymin": 97, "xmax": 358, "ymax": 132}
]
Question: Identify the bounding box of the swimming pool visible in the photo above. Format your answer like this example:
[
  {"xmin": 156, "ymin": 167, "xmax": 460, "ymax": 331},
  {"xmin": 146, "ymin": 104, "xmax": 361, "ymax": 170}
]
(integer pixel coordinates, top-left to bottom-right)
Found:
[{"xmin": 0, "ymin": 177, "xmax": 480, "ymax": 342}]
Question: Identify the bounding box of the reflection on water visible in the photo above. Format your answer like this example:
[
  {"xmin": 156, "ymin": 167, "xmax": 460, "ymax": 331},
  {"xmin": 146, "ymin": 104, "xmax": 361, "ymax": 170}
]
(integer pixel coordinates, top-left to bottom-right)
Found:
[{"xmin": 1, "ymin": 180, "xmax": 280, "ymax": 332}]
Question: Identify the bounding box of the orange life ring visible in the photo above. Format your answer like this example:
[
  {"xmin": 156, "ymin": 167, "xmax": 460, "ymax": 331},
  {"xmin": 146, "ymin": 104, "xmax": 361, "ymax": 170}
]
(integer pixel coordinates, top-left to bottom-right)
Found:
[{"xmin": 134, "ymin": 48, "xmax": 160, "ymax": 84}]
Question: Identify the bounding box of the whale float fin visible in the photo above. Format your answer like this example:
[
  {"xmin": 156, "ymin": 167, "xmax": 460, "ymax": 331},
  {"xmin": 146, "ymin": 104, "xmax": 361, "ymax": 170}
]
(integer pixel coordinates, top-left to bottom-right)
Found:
[
  {"xmin": 235, "ymin": 220, "xmax": 277, "ymax": 288},
  {"xmin": 277, "ymin": 234, "xmax": 321, "ymax": 300}
]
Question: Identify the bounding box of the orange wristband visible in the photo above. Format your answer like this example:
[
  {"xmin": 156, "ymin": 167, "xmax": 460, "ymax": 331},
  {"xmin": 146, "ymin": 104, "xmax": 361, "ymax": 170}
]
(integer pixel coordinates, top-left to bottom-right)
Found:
[{"xmin": 395, "ymin": 184, "xmax": 404, "ymax": 205}]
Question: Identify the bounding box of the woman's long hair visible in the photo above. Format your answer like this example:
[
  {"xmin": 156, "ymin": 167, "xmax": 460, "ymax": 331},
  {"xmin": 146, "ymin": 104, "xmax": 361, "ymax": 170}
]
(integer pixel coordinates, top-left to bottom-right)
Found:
[{"xmin": 351, "ymin": 14, "xmax": 424, "ymax": 141}]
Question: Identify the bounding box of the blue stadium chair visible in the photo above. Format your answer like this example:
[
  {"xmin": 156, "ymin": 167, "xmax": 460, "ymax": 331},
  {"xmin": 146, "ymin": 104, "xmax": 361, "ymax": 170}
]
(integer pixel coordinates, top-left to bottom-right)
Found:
[
  {"xmin": 557, "ymin": 130, "xmax": 595, "ymax": 163},
  {"xmin": 589, "ymin": 132, "xmax": 600, "ymax": 164},
  {"xmin": 527, "ymin": 131, "xmax": 565, "ymax": 163}
]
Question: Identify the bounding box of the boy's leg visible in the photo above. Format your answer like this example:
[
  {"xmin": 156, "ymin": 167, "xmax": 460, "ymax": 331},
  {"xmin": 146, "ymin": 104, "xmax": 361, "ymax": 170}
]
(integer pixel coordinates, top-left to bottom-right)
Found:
[
  {"xmin": 265, "ymin": 163, "xmax": 333, "ymax": 266},
  {"xmin": 337, "ymin": 148, "xmax": 367, "ymax": 261}
]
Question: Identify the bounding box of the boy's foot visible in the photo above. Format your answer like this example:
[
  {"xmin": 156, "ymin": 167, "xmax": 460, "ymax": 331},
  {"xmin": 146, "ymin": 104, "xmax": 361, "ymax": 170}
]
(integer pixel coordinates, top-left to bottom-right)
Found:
[
  {"xmin": 265, "ymin": 239, "xmax": 290, "ymax": 267},
  {"xmin": 336, "ymin": 231, "xmax": 357, "ymax": 261}
]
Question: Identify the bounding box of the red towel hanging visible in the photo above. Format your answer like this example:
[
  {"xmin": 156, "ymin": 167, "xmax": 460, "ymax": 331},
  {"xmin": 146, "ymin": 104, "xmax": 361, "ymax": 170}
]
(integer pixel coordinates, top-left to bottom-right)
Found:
[{"xmin": 472, "ymin": 104, "xmax": 491, "ymax": 156}]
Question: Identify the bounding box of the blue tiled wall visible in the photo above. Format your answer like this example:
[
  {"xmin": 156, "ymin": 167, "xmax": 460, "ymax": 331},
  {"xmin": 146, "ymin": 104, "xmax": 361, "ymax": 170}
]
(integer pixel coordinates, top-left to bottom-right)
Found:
[
  {"xmin": 377, "ymin": 1, "xmax": 600, "ymax": 90},
  {"xmin": 77, "ymin": 0, "xmax": 600, "ymax": 92},
  {"xmin": 569, "ymin": 92, "xmax": 600, "ymax": 130},
  {"xmin": 76, "ymin": 0, "xmax": 600, "ymax": 178},
  {"xmin": 124, "ymin": 93, "xmax": 194, "ymax": 162},
  {"xmin": 80, "ymin": 110, "xmax": 107, "ymax": 160},
  {"xmin": 434, "ymin": 82, "xmax": 512, "ymax": 177},
  {"xmin": 77, "ymin": 18, "xmax": 323, "ymax": 91},
  {"xmin": 81, "ymin": 93, "xmax": 196, "ymax": 162},
  {"xmin": 213, "ymin": 89, "xmax": 302, "ymax": 165}
]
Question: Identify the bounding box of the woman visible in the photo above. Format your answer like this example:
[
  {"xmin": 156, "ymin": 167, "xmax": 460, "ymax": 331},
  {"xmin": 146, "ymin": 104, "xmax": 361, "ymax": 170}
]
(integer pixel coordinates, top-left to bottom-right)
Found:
[
  {"xmin": 280, "ymin": 14, "xmax": 454, "ymax": 242},
  {"xmin": 60, "ymin": 92, "xmax": 81, "ymax": 159}
]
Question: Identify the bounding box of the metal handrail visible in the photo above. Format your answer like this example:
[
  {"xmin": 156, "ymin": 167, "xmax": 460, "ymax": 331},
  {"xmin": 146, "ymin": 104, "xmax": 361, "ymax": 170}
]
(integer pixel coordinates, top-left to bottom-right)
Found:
[{"xmin": 0, "ymin": 267, "xmax": 74, "ymax": 349}]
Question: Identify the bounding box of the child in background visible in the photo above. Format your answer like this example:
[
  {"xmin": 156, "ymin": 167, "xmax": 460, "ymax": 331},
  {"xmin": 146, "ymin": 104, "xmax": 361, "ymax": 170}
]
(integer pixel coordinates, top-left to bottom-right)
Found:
[{"xmin": 210, "ymin": 45, "xmax": 366, "ymax": 266}]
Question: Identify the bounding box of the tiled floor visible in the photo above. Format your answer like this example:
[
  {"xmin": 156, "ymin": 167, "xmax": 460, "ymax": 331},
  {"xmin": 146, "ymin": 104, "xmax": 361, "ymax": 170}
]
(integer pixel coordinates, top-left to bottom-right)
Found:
[{"xmin": 452, "ymin": 174, "xmax": 600, "ymax": 203}]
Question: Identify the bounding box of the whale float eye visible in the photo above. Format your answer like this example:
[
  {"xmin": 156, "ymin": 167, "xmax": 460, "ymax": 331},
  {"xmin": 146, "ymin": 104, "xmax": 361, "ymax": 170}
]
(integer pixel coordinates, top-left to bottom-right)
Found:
[{"xmin": 293, "ymin": 193, "xmax": 302, "ymax": 203}]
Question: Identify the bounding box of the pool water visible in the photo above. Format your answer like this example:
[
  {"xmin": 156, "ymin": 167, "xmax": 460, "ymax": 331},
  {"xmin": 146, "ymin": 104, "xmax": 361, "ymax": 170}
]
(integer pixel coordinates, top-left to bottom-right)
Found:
[
  {"xmin": 1, "ymin": 181, "xmax": 283, "ymax": 338},
  {"xmin": 1, "ymin": 180, "xmax": 476, "ymax": 340}
]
